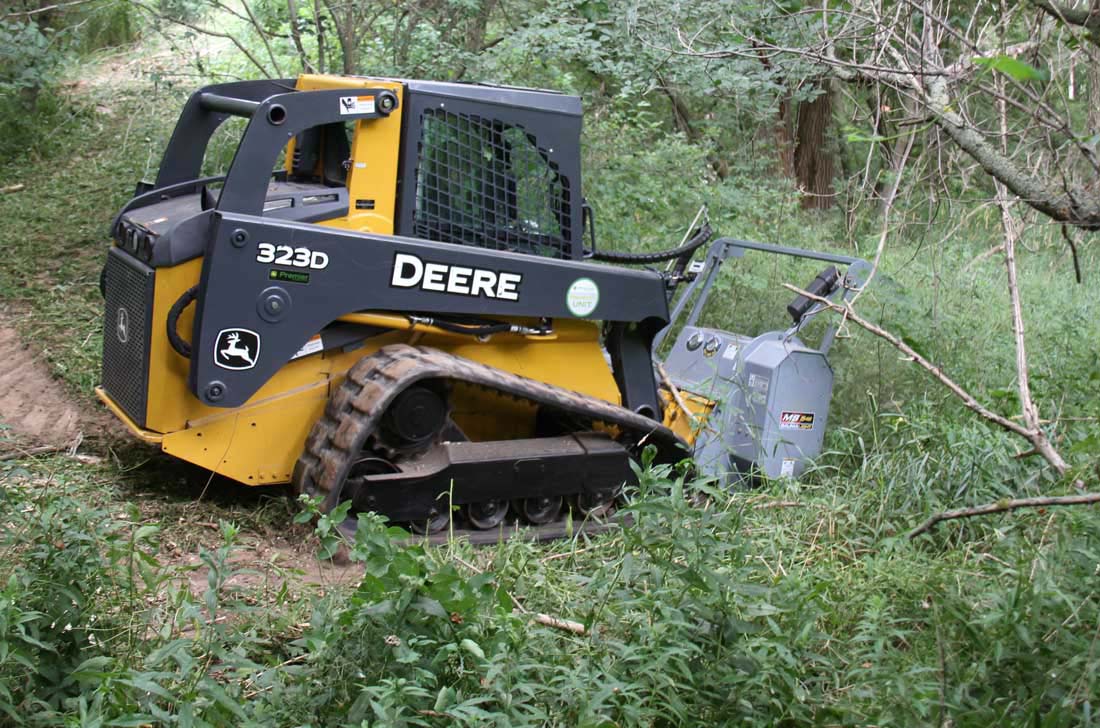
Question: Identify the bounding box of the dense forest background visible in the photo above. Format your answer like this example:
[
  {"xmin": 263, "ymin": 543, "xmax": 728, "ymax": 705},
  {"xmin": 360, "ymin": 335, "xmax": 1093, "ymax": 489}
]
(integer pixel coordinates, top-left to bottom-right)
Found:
[{"xmin": 0, "ymin": 0, "xmax": 1099, "ymax": 724}]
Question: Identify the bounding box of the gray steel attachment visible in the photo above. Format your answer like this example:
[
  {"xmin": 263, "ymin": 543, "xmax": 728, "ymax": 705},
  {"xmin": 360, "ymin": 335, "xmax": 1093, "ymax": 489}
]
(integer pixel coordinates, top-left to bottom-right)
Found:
[{"xmin": 658, "ymin": 237, "xmax": 872, "ymax": 485}]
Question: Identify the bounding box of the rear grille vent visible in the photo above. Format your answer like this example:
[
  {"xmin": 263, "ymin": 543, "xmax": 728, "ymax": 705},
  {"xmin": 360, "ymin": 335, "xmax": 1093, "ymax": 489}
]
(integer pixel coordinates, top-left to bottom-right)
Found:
[
  {"xmin": 413, "ymin": 110, "xmax": 572, "ymax": 258},
  {"xmin": 101, "ymin": 247, "xmax": 154, "ymax": 426}
]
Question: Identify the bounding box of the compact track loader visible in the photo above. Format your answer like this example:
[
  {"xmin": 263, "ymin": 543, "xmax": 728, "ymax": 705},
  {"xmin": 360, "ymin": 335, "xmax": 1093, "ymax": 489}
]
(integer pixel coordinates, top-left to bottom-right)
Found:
[{"xmin": 97, "ymin": 74, "xmax": 869, "ymax": 537}]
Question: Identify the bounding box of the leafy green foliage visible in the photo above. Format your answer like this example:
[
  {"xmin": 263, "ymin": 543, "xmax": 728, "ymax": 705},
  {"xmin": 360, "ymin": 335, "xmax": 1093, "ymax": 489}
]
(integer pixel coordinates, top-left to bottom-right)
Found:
[
  {"xmin": 1, "ymin": 8, "xmax": 1099, "ymax": 726},
  {"xmin": 2, "ymin": 435, "xmax": 1098, "ymax": 726},
  {"xmin": 0, "ymin": 1, "xmax": 138, "ymax": 160},
  {"xmin": 0, "ymin": 19, "xmax": 67, "ymax": 160},
  {"xmin": 973, "ymin": 55, "xmax": 1051, "ymax": 83}
]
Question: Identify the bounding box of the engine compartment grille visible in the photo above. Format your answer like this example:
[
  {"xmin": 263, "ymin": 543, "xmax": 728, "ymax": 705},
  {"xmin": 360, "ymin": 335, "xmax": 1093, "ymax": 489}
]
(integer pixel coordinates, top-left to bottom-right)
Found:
[
  {"xmin": 412, "ymin": 110, "xmax": 572, "ymax": 259},
  {"xmin": 101, "ymin": 247, "xmax": 154, "ymax": 427}
]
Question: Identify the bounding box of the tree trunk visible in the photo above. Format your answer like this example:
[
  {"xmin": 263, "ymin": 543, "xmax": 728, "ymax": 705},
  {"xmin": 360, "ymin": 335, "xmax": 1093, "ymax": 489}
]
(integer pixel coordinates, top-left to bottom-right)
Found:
[
  {"xmin": 321, "ymin": 0, "xmax": 358, "ymax": 74},
  {"xmin": 793, "ymin": 82, "xmax": 835, "ymax": 210},
  {"xmin": 313, "ymin": 0, "xmax": 327, "ymax": 73},
  {"xmin": 286, "ymin": 0, "xmax": 315, "ymax": 73},
  {"xmin": 658, "ymin": 75, "xmax": 729, "ymax": 179},
  {"xmin": 775, "ymin": 95, "xmax": 796, "ymax": 178}
]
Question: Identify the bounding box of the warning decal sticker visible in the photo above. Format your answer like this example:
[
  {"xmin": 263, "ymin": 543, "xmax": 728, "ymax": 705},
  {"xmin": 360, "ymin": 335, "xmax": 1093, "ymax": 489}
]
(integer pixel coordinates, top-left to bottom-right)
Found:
[
  {"xmin": 339, "ymin": 95, "xmax": 376, "ymax": 115},
  {"xmin": 779, "ymin": 411, "xmax": 816, "ymax": 430},
  {"xmin": 290, "ymin": 335, "xmax": 323, "ymax": 361}
]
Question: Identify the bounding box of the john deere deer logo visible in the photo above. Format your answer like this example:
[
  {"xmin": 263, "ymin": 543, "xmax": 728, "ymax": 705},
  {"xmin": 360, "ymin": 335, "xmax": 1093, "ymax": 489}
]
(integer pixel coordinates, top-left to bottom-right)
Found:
[
  {"xmin": 115, "ymin": 307, "xmax": 130, "ymax": 344},
  {"xmin": 214, "ymin": 328, "xmax": 260, "ymax": 370}
]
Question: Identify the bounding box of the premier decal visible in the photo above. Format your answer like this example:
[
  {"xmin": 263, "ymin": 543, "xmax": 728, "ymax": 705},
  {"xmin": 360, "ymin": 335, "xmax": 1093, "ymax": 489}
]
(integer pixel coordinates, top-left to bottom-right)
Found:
[
  {"xmin": 390, "ymin": 252, "xmax": 522, "ymax": 301},
  {"xmin": 256, "ymin": 243, "xmax": 329, "ymax": 270}
]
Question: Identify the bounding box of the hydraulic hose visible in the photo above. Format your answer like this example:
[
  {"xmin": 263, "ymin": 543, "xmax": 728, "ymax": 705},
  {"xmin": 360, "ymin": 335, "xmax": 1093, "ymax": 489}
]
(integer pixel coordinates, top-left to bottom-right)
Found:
[
  {"xmin": 167, "ymin": 285, "xmax": 199, "ymax": 358},
  {"xmin": 586, "ymin": 224, "xmax": 712, "ymax": 264}
]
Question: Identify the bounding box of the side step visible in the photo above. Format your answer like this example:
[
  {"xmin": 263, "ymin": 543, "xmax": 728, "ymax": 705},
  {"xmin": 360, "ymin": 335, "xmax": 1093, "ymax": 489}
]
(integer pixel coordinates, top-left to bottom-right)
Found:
[{"xmin": 350, "ymin": 433, "xmax": 634, "ymax": 522}]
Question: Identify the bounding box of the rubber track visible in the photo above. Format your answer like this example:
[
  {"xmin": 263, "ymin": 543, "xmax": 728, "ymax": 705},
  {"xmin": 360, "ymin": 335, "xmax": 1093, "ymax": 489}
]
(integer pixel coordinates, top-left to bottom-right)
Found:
[{"xmin": 293, "ymin": 343, "xmax": 688, "ymax": 518}]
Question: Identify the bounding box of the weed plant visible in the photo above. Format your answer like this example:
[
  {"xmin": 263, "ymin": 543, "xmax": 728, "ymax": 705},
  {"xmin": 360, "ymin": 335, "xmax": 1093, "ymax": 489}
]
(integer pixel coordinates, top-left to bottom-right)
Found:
[{"xmin": 1, "ymin": 443, "xmax": 1097, "ymax": 725}]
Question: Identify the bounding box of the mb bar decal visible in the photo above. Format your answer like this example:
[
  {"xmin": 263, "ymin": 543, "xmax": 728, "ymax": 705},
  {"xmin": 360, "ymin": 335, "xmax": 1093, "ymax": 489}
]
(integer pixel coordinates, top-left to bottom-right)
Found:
[
  {"xmin": 779, "ymin": 411, "xmax": 815, "ymax": 430},
  {"xmin": 390, "ymin": 252, "xmax": 522, "ymax": 301},
  {"xmin": 214, "ymin": 329, "xmax": 261, "ymax": 370}
]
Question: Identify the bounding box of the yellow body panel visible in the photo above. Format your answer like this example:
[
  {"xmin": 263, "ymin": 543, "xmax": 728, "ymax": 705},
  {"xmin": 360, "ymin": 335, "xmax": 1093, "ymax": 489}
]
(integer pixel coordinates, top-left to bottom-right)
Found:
[
  {"xmin": 659, "ymin": 389, "xmax": 715, "ymax": 448},
  {"xmin": 290, "ymin": 75, "xmax": 404, "ymax": 235},
  {"xmin": 137, "ymin": 249, "xmax": 619, "ymax": 485},
  {"xmin": 95, "ymin": 387, "xmax": 163, "ymax": 443},
  {"xmin": 138, "ymin": 316, "xmax": 619, "ymax": 485}
]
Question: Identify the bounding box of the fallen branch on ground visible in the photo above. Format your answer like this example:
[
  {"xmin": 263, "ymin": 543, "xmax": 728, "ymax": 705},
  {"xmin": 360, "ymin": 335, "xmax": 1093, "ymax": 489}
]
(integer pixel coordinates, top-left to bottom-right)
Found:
[
  {"xmin": 963, "ymin": 243, "xmax": 1005, "ymax": 272},
  {"xmin": 752, "ymin": 500, "xmax": 805, "ymax": 510},
  {"xmin": 1, "ymin": 184, "xmax": 25, "ymax": 194},
  {"xmin": 533, "ymin": 613, "xmax": 587, "ymax": 635},
  {"xmin": 0, "ymin": 444, "xmax": 66, "ymax": 461},
  {"xmin": 455, "ymin": 556, "xmax": 588, "ymax": 634},
  {"xmin": 908, "ymin": 492, "xmax": 1100, "ymax": 538}
]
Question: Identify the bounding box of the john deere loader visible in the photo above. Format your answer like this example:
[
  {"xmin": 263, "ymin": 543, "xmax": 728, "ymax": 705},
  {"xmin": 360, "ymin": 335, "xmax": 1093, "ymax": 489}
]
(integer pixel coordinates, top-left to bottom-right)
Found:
[{"xmin": 97, "ymin": 74, "xmax": 869, "ymax": 537}]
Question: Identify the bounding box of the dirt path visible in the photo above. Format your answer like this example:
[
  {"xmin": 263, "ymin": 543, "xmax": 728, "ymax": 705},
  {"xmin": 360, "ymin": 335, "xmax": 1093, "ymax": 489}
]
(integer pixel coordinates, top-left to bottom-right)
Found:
[
  {"xmin": 0, "ymin": 312, "xmax": 363, "ymax": 588},
  {"xmin": 0, "ymin": 320, "xmax": 84, "ymax": 453}
]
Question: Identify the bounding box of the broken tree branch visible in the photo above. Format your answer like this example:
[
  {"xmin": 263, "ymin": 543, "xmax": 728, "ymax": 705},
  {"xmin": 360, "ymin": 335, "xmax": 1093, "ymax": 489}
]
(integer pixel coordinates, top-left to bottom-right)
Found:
[
  {"xmin": 656, "ymin": 361, "xmax": 698, "ymax": 425},
  {"xmin": 1061, "ymin": 224, "xmax": 1083, "ymax": 284},
  {"xmin": 1029, "ymin": 0, "xmax": 1100, "ymax": 46},
  {"xmin": 781, "ymin": 283, "xmax": 1084, "ymax": 487},
  {"xmin": 908, "ymin": 492, "xmax": 1100, "ymax": 537},
  {"xmin": 993, "ymin": 73, "xmax": 1069, "ymax": 476},
  {"xmin": 922, "ymin": 76, "xmax": 1100, "ymax": 231},
  {"xmin": 781, "ymin": 283, "xmax": 1031, "ymax": 438}
]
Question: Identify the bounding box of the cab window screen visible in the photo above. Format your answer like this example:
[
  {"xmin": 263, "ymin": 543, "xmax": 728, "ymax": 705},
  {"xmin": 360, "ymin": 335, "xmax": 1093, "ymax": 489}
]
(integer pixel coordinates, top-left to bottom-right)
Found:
[{"xmin": 413, "ymin": 109, "xmax": 571, "ymax": 258}]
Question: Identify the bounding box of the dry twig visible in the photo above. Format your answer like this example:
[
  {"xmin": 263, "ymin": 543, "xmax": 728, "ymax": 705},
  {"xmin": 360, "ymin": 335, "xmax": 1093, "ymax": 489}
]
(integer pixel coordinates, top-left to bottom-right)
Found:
[
  {"xmin": 752, "ymin": 500, "xmax": 805, "ymax": 510},
  {"xmin": 656, "ymin": 361, "xmax": 698, "ymax": 425},
  {"xmin": 908, "ymin": 492, "xmax": 1100, "ymax": 538},
  {"xmin": 0, "ymin": 444, "xmax": 66, "ymax": 461},
  {"xmin": 453, "ymin": 555, "xmax": 587, "ymax": 634},
  {"xmin": 533, "ymin": 613, "xmax": 587, "ymax": 635}
]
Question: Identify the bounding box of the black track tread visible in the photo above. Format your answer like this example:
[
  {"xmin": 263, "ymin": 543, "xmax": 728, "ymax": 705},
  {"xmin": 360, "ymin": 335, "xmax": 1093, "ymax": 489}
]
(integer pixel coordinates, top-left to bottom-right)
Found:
[{"xmin": 293, "ymin": 343, "xmax": 687, "ymax": 515}]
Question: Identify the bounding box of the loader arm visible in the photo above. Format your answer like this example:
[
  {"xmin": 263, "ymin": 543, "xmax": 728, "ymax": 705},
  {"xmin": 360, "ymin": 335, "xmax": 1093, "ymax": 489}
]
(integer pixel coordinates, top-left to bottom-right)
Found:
[{"xmin": 189, "ymin": 214, "xmax": 671, "ymax": 408}]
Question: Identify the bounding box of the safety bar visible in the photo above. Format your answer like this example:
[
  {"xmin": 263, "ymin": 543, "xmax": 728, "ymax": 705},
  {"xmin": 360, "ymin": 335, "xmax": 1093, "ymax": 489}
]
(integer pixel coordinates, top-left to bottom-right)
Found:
[
  {"xmin": 715, "ymin": 237, "xmax": 861, "ymax": 266},
  {"xmin": 654, "ymin": 236, "xmax": 871, "ymax": 355},
  {"xmin": 198, "ymin": 92, "xmax": 262, "ymax": 118},
  {"xmin": 139, "ymin": 79, "xmax": 397, "ymax": 217}
]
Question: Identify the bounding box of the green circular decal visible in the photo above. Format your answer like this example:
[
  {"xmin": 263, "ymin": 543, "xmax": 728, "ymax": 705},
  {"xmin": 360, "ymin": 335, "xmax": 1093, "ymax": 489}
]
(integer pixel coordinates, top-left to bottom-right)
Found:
[{"xmin": 566, "ymin": 277, "xmax": 600, "ymax": 317}]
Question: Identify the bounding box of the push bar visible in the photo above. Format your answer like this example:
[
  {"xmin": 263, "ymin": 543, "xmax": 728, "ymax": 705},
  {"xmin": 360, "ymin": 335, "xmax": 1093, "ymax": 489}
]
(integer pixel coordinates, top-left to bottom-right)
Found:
[
  {"xmin": 654, "ymin": 236, "xmax": 872, "ymax": 354},
  {"xmin": 198, "ymin": 93, "xmax": 262, "ymax": 118}
]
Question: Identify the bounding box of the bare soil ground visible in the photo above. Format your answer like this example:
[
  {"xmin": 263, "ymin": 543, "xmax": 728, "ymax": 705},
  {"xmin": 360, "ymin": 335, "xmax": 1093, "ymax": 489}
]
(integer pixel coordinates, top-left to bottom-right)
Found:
[
  {"xmin": 0, "ymin": 310, "xmax": 361, "ymax": 590},
  {"xmin": 0, "ymin": 319, "xmax": 84, "ymax": 453}
]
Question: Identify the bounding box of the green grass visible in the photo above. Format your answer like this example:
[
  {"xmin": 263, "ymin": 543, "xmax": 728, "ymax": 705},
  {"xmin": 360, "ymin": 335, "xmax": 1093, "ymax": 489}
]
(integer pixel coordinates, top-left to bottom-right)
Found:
[
  {"xmin": 0, "ymin": 45, "xmax": 1098, "ymax": 727},
  {"xmin": 0, "ymin": 61, "xmax": 184, "ymax": 398},
  {"xmin": 2, "ymin": 442, "xmax": 1098, "ymax": 724}
]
